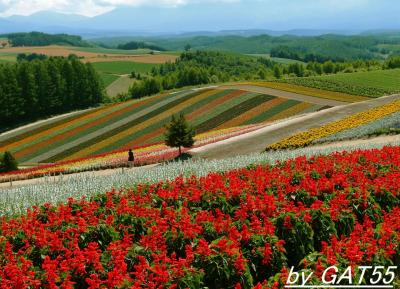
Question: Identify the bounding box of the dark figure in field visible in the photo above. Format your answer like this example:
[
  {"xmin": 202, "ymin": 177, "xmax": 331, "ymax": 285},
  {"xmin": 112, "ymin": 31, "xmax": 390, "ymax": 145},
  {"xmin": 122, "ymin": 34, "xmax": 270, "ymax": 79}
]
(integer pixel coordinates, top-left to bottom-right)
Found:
[{"xmin": 128, "ymin": 149, "xmax": 134, "ymax": 163}]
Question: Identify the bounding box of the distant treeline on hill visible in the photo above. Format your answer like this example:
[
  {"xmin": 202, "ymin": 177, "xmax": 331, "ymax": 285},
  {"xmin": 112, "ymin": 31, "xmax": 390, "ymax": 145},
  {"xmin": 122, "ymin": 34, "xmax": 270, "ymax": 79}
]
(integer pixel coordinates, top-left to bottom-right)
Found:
[
  {"xmin": 0, "ymin": 57, "xmax": 104, "ymax": 130},
  {"xmin": 94, "ymin": 33, "xmax": 400, "ymax": 61},
  {"xmin": 117, "ymin": 41, "xmax": 165, "ymax": 51},
  {"xmin": 125, "ymin": 51, "xmax": 276, "ymax": 99},
  {"xmin": 4, "ymin": 32, "xmax": 91, "ymax": 47},
  {"xmin": 124, "ymin": 51, "xmax": 400, "ymax": 100}
]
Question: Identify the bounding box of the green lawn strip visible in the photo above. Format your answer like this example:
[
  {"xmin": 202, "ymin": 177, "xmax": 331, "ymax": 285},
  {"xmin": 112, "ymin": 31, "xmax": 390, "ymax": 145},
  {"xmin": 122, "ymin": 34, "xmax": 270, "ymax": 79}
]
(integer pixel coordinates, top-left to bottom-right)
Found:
[
  {"xmin": 243, "ymin": 99, "xmax": 301, "ymax": 124},
  {"xmin": 18, "ymin": 93, "xmax": 176, "ymax": 162},
  {"xmin": 93, "ymin": 90, "xmax": 237, "ymax": 153},
  {"xmin": 92, "ymin": 61, "xmax": 159, "ymax": 75},
  {"xmin": 191, "ymin": 92, "xmax": 261, "ymax": 128},
  {"xmin": 100, "ymin": 72, "xmax": 120, "ymax": 87},
  {"xmin": 43, "ymin": 90, "xmax": 205, "ymax": 162},
  {"xmin": 0, "ymin": 108, "xmax": 104, "ymax": 148},
  {"xmin": 0, "ymin": 52, "xmax": 18, "ymax": 57},
  {"xmin": 196, "ymin": 94, "xmax": 276, "ymax": 133},
  {"xmin": 15, "ymin": 101, "xmax": 142, "ymax": 161}
]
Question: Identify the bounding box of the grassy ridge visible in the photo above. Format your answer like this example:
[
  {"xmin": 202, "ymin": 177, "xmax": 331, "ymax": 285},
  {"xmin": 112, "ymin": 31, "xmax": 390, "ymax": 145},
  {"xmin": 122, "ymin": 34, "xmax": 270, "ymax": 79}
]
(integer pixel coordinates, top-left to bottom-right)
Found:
[{"xmin": 2, "ymin": 88, "xmax": 320, "ymax": 164}]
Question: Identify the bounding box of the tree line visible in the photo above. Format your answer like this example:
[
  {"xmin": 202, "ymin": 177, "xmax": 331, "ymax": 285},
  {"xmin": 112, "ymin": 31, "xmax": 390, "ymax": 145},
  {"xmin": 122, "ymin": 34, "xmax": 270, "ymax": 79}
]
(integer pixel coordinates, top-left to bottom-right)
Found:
[
  {"xmin": 5, "ymin": 32, "xmax": 90, "ymax": 47},
  {"xmin": 123, "ymin": 51, "xmax": 275, "ymax": 100},
  {"xmin": 270, "ymin": 45, "xmax": 377, "ymax": 63},
  {"xmin": 0, "ymin": 57, "xmax": 104, "ymax": 130},
  {"xmin": 117, "ymin": 41, "xmax": 165, "ymax": 51},
  {"xmin": 274, "ymin": 55, "xmax": 400, "ymax": 78},
  {"xmin": 121, "ymin": 51, "xmax": 400, "ymax": 101}
]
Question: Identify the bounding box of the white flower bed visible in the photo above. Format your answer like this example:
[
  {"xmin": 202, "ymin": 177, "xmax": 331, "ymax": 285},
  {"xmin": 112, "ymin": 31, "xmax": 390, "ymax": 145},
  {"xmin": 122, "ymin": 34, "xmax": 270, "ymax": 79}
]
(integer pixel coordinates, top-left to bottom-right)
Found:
[{"xmin": 1, "ymin": 139, "xmax": 400, "ymax": 216}]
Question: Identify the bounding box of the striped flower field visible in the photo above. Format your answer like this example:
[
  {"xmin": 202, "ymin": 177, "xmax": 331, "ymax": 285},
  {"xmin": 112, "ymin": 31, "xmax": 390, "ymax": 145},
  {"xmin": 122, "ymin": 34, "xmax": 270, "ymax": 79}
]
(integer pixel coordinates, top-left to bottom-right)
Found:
[
  {"xmin": 0, "ymin": 123, "xmax": 267, "ymax": 183},
  {"xmin": 0, "ymin": 88, "xmax": 326, "ymax": 164}
]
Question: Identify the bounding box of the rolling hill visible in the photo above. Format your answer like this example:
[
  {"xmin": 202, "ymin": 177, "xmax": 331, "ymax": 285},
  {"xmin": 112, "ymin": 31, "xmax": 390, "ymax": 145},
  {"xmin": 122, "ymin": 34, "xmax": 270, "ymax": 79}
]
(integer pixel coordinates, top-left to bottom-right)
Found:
[
  {"xmin": 282, "ymin": 69, "xmax": 400, "ymax": 97},
  {"xmin": 0, "ymin": 87, "xmax": 332, "ymax": 164}
]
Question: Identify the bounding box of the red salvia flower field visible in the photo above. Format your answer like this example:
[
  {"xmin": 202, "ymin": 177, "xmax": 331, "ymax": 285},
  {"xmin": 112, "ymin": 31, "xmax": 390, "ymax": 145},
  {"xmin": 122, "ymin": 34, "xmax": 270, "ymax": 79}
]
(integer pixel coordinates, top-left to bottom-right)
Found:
[{"xmin": 0, "ymin": 146, "xmax": 399, "ymax": 288}]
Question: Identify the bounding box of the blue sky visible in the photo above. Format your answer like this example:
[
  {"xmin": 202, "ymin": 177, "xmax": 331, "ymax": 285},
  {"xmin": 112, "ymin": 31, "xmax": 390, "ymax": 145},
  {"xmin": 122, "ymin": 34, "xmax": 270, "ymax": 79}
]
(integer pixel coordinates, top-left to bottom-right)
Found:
[{"xmin": 0, "ymin": 0, "xmax": 399, "ymax": 30}]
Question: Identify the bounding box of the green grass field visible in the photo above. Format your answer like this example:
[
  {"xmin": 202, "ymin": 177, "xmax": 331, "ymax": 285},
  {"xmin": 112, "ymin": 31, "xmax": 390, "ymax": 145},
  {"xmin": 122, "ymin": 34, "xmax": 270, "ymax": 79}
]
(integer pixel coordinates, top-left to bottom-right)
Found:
[
  {"xmin": 92, "ymin": 61, "xmax": 159, "ymax": 75},
  {"xmin": 283, "ymin": 69, "xmax": 400, "ymax": 97},
  {"xmin": 99, "ymin": 73, "xmax": 120, "ymax": 87}
]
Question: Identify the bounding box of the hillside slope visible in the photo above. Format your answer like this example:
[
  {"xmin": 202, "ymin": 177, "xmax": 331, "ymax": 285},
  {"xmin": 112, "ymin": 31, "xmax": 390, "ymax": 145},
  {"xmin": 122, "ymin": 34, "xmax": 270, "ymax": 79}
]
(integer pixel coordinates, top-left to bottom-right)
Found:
[
  {"xmin": 0, "ymin": 86, "xmax": 335, "ymax": 164},
  {"xmin": 190, "ymin": 94, "xmax": 400, "ymax": 159}
]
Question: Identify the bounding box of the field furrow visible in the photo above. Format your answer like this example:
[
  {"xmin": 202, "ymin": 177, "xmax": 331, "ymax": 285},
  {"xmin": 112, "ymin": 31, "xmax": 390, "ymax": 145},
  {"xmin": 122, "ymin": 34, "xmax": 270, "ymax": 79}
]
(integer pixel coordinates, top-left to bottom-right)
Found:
[
  {"xmin": 92, "ymin": 90, "xmax": 239, "ymax": 154},
  {"xmin": 242, "ymin": 99, "xmax": 301, "ymax": 124},
  {"xmin": 40, "ymin": 90, "xmax": 215, "ymax": 162},
  {"xmin": 196, "ymin": 94, "xmax": 275, "ymax": 133},
  {"xmin": 2, "ymin": 85, "xmax": 337, "ymax": 164},
  {"xmin": 29, "ymin": 90, "xmax": 202, "ymax": 163},
  {"xmin": 16, "ymin": 93, "xmax": 168, "ymax": 162},
  {"xmin": 267, "ymin": 101, "xmax": 312, "ymax": 122}
]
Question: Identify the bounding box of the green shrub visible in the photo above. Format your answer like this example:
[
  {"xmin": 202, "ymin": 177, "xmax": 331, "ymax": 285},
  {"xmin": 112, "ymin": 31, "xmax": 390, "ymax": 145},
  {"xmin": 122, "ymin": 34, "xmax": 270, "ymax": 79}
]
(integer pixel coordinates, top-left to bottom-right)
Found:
[{"xmin": 0, "ymin": 151, "xmax": 18, "ymax": 173}]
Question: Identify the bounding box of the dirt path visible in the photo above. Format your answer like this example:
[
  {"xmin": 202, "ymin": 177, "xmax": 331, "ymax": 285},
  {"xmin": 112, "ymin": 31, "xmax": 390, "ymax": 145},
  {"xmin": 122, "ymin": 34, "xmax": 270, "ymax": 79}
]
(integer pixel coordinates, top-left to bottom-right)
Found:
[
  {"xmin": 219, "ymin": 85, "xmax": 348, "ymax": 106},
  {"xmin": 190, "ymin": 94, "xmax": 400, "ymax": 159}
]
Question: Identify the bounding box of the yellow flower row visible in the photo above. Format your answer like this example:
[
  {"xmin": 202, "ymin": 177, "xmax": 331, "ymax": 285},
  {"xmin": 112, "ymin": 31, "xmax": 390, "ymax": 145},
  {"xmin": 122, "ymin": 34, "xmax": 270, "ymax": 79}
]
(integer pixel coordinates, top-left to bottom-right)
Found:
[
  {"xmin": 266, "ymin": 100, "xmax": 400, "ymax": 151},
  {"xmin": 246, "ymin": 82, "xmax": 370, "ymax": 103}
]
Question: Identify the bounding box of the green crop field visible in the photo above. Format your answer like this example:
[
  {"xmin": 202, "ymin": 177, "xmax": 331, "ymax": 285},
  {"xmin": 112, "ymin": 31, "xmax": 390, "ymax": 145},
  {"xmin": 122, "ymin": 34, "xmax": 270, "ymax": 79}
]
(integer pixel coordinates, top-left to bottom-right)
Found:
[
  {"xmin": 283, "ymin": 69, "xmax": 400, "ymax": 97},
  {"xmin": 0, "ymin": 88, "xmax": 325, "ymax": 164},
  {"xmin": 92, "ymin": 61, "xmax": 159, "ymax": 75},
  {"xmin": 99, "ymin": 73, "xmax": 120, "ymax": 87}
]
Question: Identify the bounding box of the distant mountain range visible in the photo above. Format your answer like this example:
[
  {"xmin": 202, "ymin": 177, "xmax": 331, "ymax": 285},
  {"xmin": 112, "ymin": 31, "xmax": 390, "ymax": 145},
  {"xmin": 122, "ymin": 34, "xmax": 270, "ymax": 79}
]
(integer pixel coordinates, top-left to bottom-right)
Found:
[
  {"xmin": 0, "ymin": 8, "xmax": 366, "ymax": 38},
  {"xmin": 0, "ymin": 6, "xmax": 398, "ymax": 38}
]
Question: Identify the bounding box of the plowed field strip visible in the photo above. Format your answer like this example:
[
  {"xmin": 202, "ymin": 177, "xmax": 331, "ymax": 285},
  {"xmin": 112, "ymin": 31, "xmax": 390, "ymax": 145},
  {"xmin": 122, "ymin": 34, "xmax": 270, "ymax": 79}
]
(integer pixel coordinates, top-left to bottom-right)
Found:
[{"xmin": 196, "ymin": 94, "xmax": 276, "ymax": 133}]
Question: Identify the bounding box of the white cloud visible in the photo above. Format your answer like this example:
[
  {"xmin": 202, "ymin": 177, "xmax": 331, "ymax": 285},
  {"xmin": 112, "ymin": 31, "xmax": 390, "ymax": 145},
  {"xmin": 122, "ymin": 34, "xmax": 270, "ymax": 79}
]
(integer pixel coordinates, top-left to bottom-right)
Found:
[
  {"xmin": 0, "ymin": 0, "xmax": 375, "ymax": 18},
  {"xmin": 0, "ymin": 0, "xmax": 228, "ymax": 17}
]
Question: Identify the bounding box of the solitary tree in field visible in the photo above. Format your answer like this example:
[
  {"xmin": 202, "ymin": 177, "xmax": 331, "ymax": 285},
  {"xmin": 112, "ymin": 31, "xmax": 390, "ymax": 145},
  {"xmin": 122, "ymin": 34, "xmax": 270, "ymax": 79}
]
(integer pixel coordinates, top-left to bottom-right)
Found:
[
  {"xmin": 0, "ymin": 151, "xmax": 18, "ymax": 173},
  {"xmin": 164, "ymin": 113, "xmax": 195, "ymax": 156}
]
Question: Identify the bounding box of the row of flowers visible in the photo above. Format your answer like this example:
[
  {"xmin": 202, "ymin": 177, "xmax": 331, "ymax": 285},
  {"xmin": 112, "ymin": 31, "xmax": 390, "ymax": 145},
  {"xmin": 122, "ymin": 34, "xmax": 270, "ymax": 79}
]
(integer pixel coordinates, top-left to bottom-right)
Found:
[
  {"xmin": 0, "ymin": 146, "xmax": 399, "ymax": 288},
  {"xmin": 245, "ymin": 81, "xmax": 369, "ymax": 102},
  {"xmin": 313, "ymin": 110, "xmax": 400, "ymax": 144},
  {"xmin": 0, "ymin": 123, "xmax": 266, "ymax": 183},
  {"xmin": 266, "ymin": 100, "xmax": 400, "ymax": 150}
]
